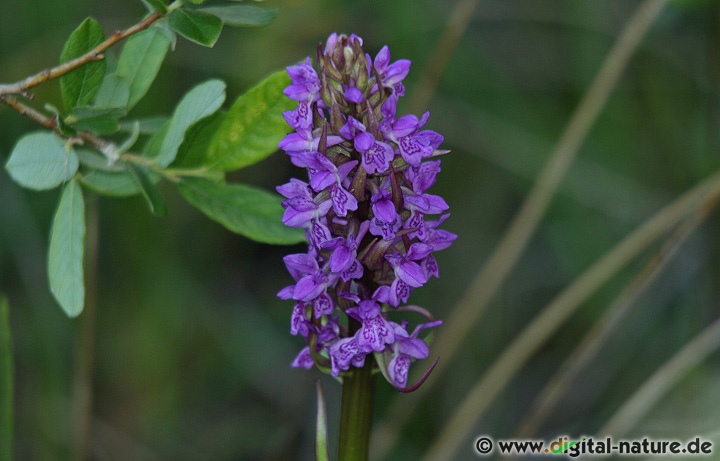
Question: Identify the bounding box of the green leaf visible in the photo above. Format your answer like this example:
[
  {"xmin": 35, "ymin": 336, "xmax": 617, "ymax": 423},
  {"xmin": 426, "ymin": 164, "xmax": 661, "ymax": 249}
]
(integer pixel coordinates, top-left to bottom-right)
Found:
[
  {"xmin": 5, "ymin": 132, "xmax": 79, "ymax": 190},
  {"xmin": 168, "ymin": 8, "xmax": 222, "ymax": 47},
  {"xmin": 199, "ymin": 5, "xmax": 277, "ymax": 27},
  {"xmin": 70, "ymin": 106, "xmax": 128, "ymax": 121},
  {"xmin": 178, "ymin": 178, "xmax": 305, "ymax": 245},
  {"xmin": 153, "ymin": 79, "xmax": 226, "ymax": 167},
  {"xmin": 60, "ymin": 17, "xmax": 106, "ymax": 111},
  {"xmin": 129, "ymin": 164, "xmax": 167, "ymax": 216},
  {"xmin": 116, "ymin": 26, "xmax": 171, "ymax": 109},
  {"xmin": 72, "ymin": 116, "xmax": 120, "ymax": 135},
  {"xmin": 66, "ymin": 104, "xmax": 127, "ymax": 134},
  {"xmin": 173, "ymin": 111, "xmax": 225, "ymax": 167},
  {"xmin": 118, "ymin": 121, "xmax": 141, "ymax": 154},
  {"xmin": 119, "ymin": 116, "xmax": 169, "ymax": 135},
  {"xmin": 48, "ymin": 180, "xmax": 85, "ymax": 317},
  {"xmin": 0, "ymin": 296, "xmax": 13, "ymax": 461},
  {"xmin": 92, "ymin": 73, "xmax": 131, "ymax": 109},
  {"xmin": 143, "ymin": 120, "xmax": 170, "ymax": 158},
  {"xmin": 205, "ymin": 70, "xmax": 295, "ymax": 172},
  {"xmin": 79, "ymin": 170, "xmax": 141, "ymax": 196}
]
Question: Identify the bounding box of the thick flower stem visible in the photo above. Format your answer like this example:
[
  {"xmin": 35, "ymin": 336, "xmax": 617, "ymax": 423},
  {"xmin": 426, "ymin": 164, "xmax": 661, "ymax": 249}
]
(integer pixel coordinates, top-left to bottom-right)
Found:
[{"xmin": 338, "ymin": 351, "xmax": 377, "ymax": 461}]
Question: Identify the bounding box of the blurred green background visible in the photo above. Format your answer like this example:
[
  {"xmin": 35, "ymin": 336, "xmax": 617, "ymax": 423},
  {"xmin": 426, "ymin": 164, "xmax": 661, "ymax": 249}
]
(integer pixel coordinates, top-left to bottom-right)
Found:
[{"xmin": 2, "ymin": 0, "xmax": 720, "ymax": 459}]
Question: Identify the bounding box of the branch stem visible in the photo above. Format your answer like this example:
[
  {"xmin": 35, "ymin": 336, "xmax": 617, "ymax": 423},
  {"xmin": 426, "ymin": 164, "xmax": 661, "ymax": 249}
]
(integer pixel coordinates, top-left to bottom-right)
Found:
[{"xmin": 0, "ymin": 11, "xmax": 163, "ymax": 96}]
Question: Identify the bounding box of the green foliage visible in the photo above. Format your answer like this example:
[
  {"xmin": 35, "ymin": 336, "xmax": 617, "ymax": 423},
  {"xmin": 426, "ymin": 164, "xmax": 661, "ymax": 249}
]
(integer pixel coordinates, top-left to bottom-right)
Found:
[
  {"xmin": 48, "ymin": 180, "xmax": 86, "ymax": 317},
  {"xmin": 150, "ymin": 79, "xmax": 226, "ymax": 167},
  {"xmin": 172, "ymin": 111, "xmax": 225, "ymax": 168},
  {"xmin": 168, "ymin": 8, "xmax": 223, "ymax": 47},
  {"xmin": 67, "ymin": 105, "xmax": 128, "ymax": 134},
  {"xmin": 204, "ymin": 70, "xmax": 295, "ymax": 171},
  {"xmin": 91, "ymin": 74, "xmax": 131, "ymax": 111},
  {"xmin": 115, "ymin": 26, "xmax": 172, "ymax": 109},
  {"xmin": 79, "ymin": 170, "xmax": 141, "ymax": 196},
  {"xmin": 129, "ymin": 164, "xmax": 167, "ymax": 216},
  {"xmin": 198, "ymin": 5, "xmax": 277, "ymax": 27},
  {"xmin": 178, "ymin": 178, "xmax": 305, "ymax": 245},
  {"xmin": 5, "ymin": 132, "xmax": 78, "ymax": 190},
  {"xmin": 2, "ymin": 0, "xmax": 289, "ymax": 318},
  {"xmin": 0, "ymin": 296, "xmax": 12, "ymax": 461},
  {"xmin": 59, "ymin": 17, "xmax": 106, "ymax": 112}
]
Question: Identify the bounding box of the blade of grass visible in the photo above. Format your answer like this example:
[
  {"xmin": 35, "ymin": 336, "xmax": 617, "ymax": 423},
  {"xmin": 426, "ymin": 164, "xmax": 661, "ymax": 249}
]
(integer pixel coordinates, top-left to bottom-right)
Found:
[
  {"xmin": 514, "ymin": 198, "xmax": 718, "ymax": 438},
  {"xmin": 599, "ymin": 315, "xmax": 720, "ymax": 438},
  {"xmin": 372, "ymin": 0, "xmax": 668, "ymax": 456},
  {"xmin": 407, "ymin": 0, "xmax": 480, "ymax": 115},
  {"xmin": 422, "ymin": 169, "xmax": 720, "ymax": 460}
]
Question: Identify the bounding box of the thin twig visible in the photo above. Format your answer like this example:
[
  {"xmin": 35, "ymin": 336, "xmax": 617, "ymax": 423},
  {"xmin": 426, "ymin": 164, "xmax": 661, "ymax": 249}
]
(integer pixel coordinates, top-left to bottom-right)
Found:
[
  {"xmin": 0, "ymin": 95, "xmax": 57, "ymax": 130},
  {"xmin": 0, "ymin": 94, "xmax": 115, "ymax": 159},
  {"xmin": 0, "ymin": 11, "xmax": 163, "ymax": 96},
  {"xmin": 0, "ymin": 5, "xmax": 166, "ymax": 162},
  {"xmin": 513, "ymin": 197, "xmax": 718, "ymax": 440},
  {"xmin": 371, "ymin": 1, "xmax": 668, "ymax": 457}
]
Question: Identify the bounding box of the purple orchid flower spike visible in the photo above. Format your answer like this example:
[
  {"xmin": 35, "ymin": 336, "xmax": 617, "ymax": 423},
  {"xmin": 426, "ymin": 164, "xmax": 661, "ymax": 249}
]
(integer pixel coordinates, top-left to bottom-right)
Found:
[{"xmin": 277, "ymin": 33, "xmax": 454, "ymax": 394}]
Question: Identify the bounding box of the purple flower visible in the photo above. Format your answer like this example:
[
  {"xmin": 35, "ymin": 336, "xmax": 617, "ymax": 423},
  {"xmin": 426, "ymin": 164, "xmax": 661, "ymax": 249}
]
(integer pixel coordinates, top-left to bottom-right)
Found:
[
  {"xmin": 291, "ymin": 347, "xmax": 314, "ymax": 369},
  {"xmin": 344, "ymin": 293, "xmax": 395, "ymax": 353},
  {"xmin": 385, "ymin": 243, "xmax": 434, "ymax": 288},
  {"xmin": 283, "ymin": 101, "xmax": 313, "ymax": 131},
  {"xmin": 322, "ymin": 224, "xmax": 367, "ymax": 281},
  {"xmin": 369, "ymin": 189, "xmax": 401, "ymax": 240},
  {"xmin": 406, "ymin": 160, "xmax": 441, "ymax": 194},
  {"xmin": 277, "ymin": 33, "xmax": 454, "ymax": 390},
  {"xmin": 403, "ymin": 189, "xmax": 450, "ymax": 241},
  {"xmin": 381, "ymin": 113, "xmax": 444, "ymax": 167},
  {"xmin": 284, "ymin": 57, "xmax": 321, "ymax": 102},
  {"xmin": 277, "ymin": 253, "xmax": 337, "ymax": 303},
  {"xmin": 299, "ymin": 152, "xmax": 358, "ymax": 216},
  {"xmin": 329, "ymin": 336, "xmax": 366, "ymax": 376},
  {"xmin": 374, "ymin": 46, "xmax": 411, "ymax": 88},
  {"xmin": 355, "ymin": 133, "xmax": 394, "ymax": 174},
  {"xmin": 290, "ymin": 302, "xmax": 310, "ymax": 336},
  {"xmin": 386, "ymin": 320, "xmax": 441, "ymax": 387},
  {"xmin": 344, "ymin": 85, "xmax": 364, "ymax": 103},
  {"xmin": 277, "ymin": 179, "xmax": 333, "ymax": 245}
]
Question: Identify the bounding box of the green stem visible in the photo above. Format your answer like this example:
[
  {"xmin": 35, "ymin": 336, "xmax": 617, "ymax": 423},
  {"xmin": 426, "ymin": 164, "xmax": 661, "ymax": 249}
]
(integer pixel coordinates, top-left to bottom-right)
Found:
[
  {"xmin": 338, "ymin": 335, "xmax": 377, "ymax": 461},
  {"xmin": 0, "ymin": 296, "xmax": 13, "ymax": 461}
]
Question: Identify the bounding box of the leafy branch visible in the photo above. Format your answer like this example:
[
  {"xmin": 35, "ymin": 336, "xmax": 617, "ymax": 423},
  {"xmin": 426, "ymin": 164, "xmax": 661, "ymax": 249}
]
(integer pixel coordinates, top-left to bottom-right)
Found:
[
  {"xmin": 0, "ymin": 10, "xmax": 163, "ymax": 98},
  {"xmin": 2, "ymin": 0, "xmax": 300, "ymax": 319}
]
